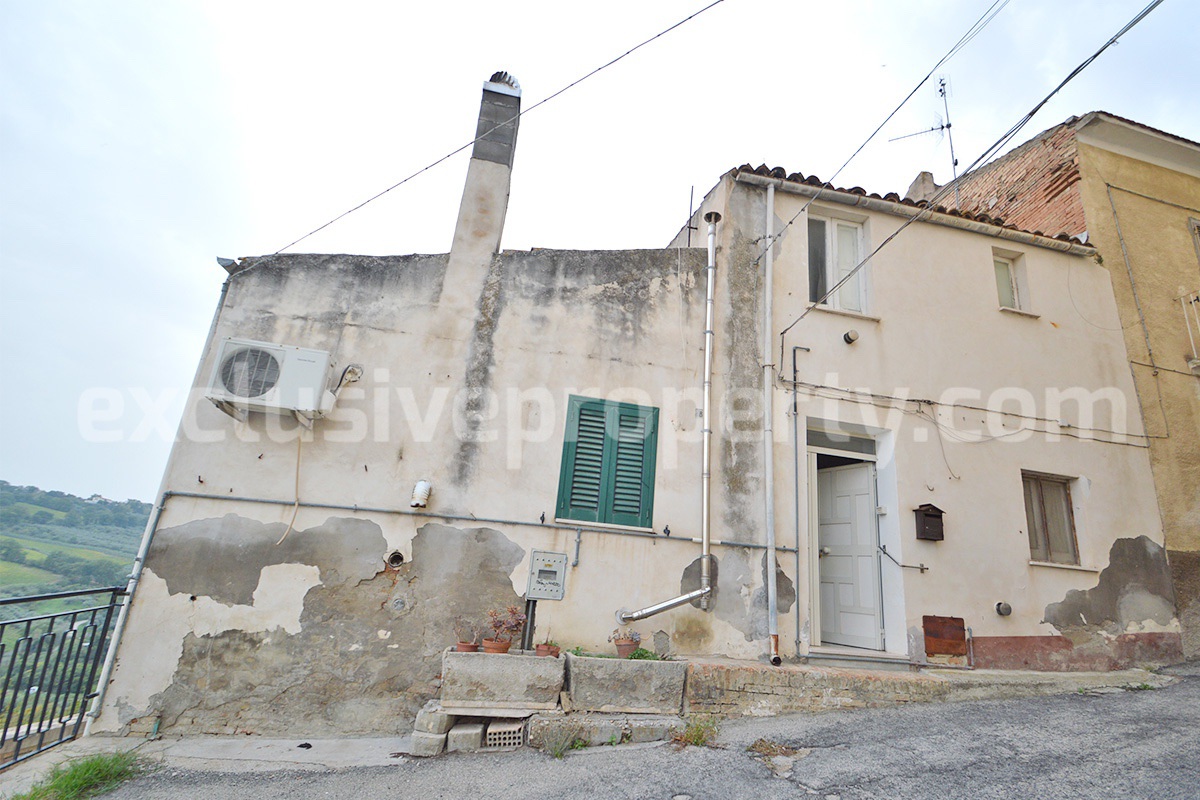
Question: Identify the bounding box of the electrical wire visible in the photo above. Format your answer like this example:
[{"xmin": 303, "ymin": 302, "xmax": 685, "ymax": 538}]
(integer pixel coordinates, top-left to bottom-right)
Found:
[
  {"xmin": 777, "ymin": 0, "xmax": 1166, "ymax": 370},
  {"xmin": 271, "ymin": 0, "xmax": 726, "ymax": 256},
  {"xmin": 749, "ymin": 0, "xmax": 1012, "ymax": 271}
]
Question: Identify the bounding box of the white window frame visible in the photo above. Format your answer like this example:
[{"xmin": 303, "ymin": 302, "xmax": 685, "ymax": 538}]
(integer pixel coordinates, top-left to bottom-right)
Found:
[
  {"xmin": 808, "ymin": 214, "xmax": 867, "ymax": 313},
  {"xmin": 992, "ymin": 247, "xmax": 1031, "ymax": 313}
]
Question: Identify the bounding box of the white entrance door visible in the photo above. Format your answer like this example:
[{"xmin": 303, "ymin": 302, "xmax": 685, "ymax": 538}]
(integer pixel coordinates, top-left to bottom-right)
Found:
[{"xmin": 817, "ymin": 463, "xmax": 882, "ymax": 650}]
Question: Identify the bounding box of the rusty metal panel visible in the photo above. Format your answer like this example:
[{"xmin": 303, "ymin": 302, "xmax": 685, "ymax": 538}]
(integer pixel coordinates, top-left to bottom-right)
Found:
[{"xmin": 923, "ymin": 615, "xmax": 968, "ymax": 656}]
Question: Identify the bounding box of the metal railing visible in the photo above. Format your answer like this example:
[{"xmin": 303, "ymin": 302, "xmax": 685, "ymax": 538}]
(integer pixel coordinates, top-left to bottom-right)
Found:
[{"xmin": 1, "ymin": 587, "xmax": 125, "ymax": 771}]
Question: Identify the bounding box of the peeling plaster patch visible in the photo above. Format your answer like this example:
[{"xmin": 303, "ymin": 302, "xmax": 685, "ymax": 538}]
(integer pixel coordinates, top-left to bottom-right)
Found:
[
  {"xmin": 146, "ymin": 514, "xmax": 388, "ymax": 606},
  {"xmin": 681, "ymin": 549, "xmax": 757, "ymax": 641},
  {"xmin": 142, "ymin": 521, "xmax": 527, "ymax": 737},
  {"xmin": 1044, "ymin": 536, "xmax": 1177, "ymax": 634}
]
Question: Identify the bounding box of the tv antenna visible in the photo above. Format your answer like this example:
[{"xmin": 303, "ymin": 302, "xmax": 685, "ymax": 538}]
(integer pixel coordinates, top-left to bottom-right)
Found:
[{"xmin": 889, "ymin": 77, "xmax": 960, "ymax": 208}]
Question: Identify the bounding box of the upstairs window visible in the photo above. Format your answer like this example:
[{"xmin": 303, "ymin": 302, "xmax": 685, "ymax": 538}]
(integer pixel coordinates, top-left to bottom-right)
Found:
[
  {"xmin": 556, "ymin": 396, "xmax": 658, "ymax": 529},
  {"xmin": 1022, "ymin": 472, "xmax": 1079, "ymax": 565},
  {"xmin": 808, "ymin": 216, "xmax": 865, "ymax": 313},
  {"xmin": 994, "ymin": 256, "xmax": 1020, "ymax": 309},
  {"xmin": 992, "ymin": 248, "xmax": 1031, "ymax": 313}
]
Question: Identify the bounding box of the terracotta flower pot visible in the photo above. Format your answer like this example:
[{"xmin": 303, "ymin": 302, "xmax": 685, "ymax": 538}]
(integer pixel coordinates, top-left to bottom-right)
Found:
[
  {"xmin": 481, "ymin": 638, "xmax": 512, "ymax": 654},
  {"xmin": 535, "ymin": 643, "xmax": 554, "ymax": 657},
  {"xmin": 615, "ymin": 640, "xmax": 638, "ymax": 658},
  {"xmin": 456, "ymin": 641, "xmax": 479, "ymax": 653},
  {"xmin": 549, "ymin": 645, "xmax": 561, "ymax": 658}
]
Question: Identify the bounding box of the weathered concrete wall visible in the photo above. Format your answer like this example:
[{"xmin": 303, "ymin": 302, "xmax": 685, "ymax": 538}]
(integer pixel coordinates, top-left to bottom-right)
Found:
[
  {"xmin": 100, "ymin": 147, "xmax": 1183, "ymax": 739},
  {"xmin": 1075, "ymin": 136, "xmax": 1200, "ymax": 659}
]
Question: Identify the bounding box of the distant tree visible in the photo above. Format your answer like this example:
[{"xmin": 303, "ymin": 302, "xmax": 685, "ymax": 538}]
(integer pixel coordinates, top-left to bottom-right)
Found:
[
  {"xmin": 0, "ymin": 538, "xmax": 25, "ymax": 564},
  {"xmin": 31, "ymin": 510, "xmax": 54, "ymax": 524}
]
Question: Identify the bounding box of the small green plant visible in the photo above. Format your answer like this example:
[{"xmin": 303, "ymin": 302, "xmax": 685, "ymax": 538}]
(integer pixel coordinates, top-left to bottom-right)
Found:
[
  {"xmin": 627, "ymin": 647, "xmax": 659, "ymax": 660},
  {"xmin": 12, "ymin": 751, "xmax": 145, "ymax": 800},
  {"xmin": 1129, "ymin": 682, "xmax": 1156, "ymax": 691},
  {"xmin": 567, "ymin": 645, "xmax": 585, "ymax": 656},
  {"xmin": 673, "ymin": 716, "xmax": 720, "ymax": 748},
  {"xmin": 607, "ymin": 733, "xmax": 620, "ymax": 746},
  {"xmin": 541, "ymin": 726, "xmax": 585, "ymax": 759}
]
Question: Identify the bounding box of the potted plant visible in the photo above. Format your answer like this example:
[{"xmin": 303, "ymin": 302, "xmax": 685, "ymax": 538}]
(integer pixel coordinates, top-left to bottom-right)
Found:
[
  {"xmin": 535, "ymin": 639, "xmax": 561, "ymax": 658},
  {"xmin": 609, "ymin": 627, "xmax": 642, "ymax": 658},
  {"xmin": 482, "ymin": 605, "xmax": 527, "ymax": 654},
  {"xmin": 454, "ymin": 616, "xmax": 483, "ymax": 652}
]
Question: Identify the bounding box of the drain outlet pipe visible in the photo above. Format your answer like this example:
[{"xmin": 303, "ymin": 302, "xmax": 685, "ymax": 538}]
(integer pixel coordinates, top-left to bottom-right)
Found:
[
  {"xmin": 615, "ymin": 211, "xmax": 721, "ymax": 625},
  {"xmin": 762, "ymin": 185, "xmax": 781, "ymax": 666}
]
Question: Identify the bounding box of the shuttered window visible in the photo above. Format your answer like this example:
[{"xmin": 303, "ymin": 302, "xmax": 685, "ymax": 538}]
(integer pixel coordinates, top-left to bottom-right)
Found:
[
  {"xmin": 1022, "ymin": 472, "xmax": 1079, "ymax": 565},
  {"xmin": 556, "ymin": 396, "xmax": 658, "ymax": 529}
]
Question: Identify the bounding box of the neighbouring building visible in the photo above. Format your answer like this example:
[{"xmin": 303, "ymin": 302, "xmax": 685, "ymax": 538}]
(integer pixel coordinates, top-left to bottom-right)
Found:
[
  {"xmin": 91, "ymin": 79, "xmax": 1182, "ymax": 739},
  {"xmin": 910, "ymin": 112, "xmax": 1200, "ymax": 658}
]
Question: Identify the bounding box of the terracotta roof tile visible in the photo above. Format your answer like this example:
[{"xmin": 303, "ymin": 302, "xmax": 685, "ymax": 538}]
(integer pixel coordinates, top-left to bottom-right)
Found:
[{"xmin": 733, "ymin": 163, "xmax": 1090, "ymax": 247}]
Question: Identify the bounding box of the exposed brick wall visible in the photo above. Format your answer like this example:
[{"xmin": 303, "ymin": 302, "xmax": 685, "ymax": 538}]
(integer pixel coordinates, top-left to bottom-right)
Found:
[{"xmin": 952, "ymin": 120, "xmax": 1088, "ymax": 238}]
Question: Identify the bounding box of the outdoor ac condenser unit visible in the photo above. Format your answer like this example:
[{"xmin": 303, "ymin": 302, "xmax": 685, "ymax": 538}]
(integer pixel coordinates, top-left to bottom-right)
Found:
[{"xmin": 205, "ymin": 337, "xmax": 335, "ymax": 421}]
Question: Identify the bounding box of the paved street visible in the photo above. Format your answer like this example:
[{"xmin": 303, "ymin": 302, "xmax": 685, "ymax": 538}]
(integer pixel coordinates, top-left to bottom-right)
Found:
[{"xmin": 10, "ymin": 663, "xmax": 1196, "ymax": 800}]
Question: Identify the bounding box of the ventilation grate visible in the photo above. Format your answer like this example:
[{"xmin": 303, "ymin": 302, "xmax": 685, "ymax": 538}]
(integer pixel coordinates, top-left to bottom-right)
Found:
[
  {"xmin": 220, "ymin": 348, "xmax": 281, "ymax": 398},
  {"xmin": 483, "ymin": 719, "xmax": 525, "ymax": 750}
]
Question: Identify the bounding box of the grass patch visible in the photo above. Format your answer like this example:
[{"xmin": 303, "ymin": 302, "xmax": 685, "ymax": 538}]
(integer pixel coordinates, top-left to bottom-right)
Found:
[
  {"xmin": 11, "ymin": 751, "xmax": 145, "ymax": 800},
  {"xmin": 1128, "ymin": 682, "xmax": 1156, "ymax": 691},
  {"xmin": 673, "ymin": 716, "xmax": 720, "ymax": 748},
  {"xmin": 540, "ymin": 726, "xmax": 586, "ymax": 759},
  {"xmin": 12, "ymin": 503, "xmax": 68, "ymax": 520},
  {"xmin": 0, "ymin": 560, "xmax": 59, "ymax": 585}
]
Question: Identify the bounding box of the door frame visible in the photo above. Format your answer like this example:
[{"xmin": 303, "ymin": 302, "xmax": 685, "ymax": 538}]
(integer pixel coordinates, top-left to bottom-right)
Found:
[{"xmin": 807, "ymin": 445, "xmax": 883, "ymax": 650}]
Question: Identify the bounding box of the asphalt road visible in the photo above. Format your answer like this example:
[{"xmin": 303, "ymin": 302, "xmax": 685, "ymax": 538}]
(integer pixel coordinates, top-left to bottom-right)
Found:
[{"xmin": 104, "ymin": 663, "xmax": 1200, "ymax": 800}]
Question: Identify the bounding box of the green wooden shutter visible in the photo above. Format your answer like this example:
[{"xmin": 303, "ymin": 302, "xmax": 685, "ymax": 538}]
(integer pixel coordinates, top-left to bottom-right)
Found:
[
  {"xmin": 556, "ymin": 398, "xmax": 605, "ymax": 523},
  {"xmin": 606, "ymin": 405, "xmax": 658, "ymax": 528},
  {"xmin": 556, "ymin": 396, "xmax": 658, "ymax": 529}
]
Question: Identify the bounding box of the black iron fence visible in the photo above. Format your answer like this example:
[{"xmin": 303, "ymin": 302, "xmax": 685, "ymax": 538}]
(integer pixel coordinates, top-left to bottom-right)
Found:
[{"xmin": 1, "ymin": 587, "xmax": 125, "ymax": 771}]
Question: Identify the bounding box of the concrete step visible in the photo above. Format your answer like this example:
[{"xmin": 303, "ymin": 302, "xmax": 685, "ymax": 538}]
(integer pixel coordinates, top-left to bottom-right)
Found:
[{"xmin": 805, "ymin": 648, "xmax": 917, "ymax": 673}]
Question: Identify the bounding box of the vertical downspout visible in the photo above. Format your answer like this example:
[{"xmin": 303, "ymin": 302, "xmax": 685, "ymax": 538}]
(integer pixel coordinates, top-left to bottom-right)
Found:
[
  {"xmin": 762, "ymin": 186, "xmax": 781, "ymax": 664},
  {"xmin": 85, "ymin": 277, "xmax": 234, "ymax": 736},
  {"xmin": 791, "ymin": 346, "xmax": 803, "ymax": 655},
  {"xmin": 700, "ymin": 211, "xmax": 721, "ymax": 610}
]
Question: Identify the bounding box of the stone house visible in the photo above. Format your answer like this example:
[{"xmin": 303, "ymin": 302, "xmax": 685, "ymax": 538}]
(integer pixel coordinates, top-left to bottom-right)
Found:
[
  {"xmin": 908, "ymin": 112, "xmax": 1200, "ymax": 658},
  {"xmin": 91, "ymin": 78, "xmax": 1181, "ymax": 739}
]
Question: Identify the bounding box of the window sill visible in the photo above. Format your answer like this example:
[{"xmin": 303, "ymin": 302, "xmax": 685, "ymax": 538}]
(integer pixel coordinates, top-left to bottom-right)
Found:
[
  {"xmin": 555, "ymin": 518, "xmax": 656, "ymax": 535},
  {"xmin": 1028, "ymin": 560, "xmax": 1098, "ymax": 573},
  {"xmin": 999, "ymin": 306, "xmax": 1040, "ymax": 319},
  {"xmin": 807, "ymin": 303, "xmax": 881, "ymax": 324}
]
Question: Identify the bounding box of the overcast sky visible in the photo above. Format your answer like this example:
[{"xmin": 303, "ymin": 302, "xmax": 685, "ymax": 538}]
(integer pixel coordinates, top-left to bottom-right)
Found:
[{"xmin": 1, "ymin": 0, "xmax": 1196, "ymax": 503}]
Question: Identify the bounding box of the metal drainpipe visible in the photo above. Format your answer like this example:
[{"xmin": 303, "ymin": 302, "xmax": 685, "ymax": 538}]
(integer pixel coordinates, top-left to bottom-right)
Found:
[
  {"xmin": 616, "ymin": 211, "xmax": 720, "ymax": 624},
  {"xmin": 699, "ymin": 210, "xmax": 721, "ymax": 612},
  {"xmin": 83, "ymin": 495, "xmax": 167, "ymax": 735},
  {"xmin": 84, "ymin": 276, "xmax": 232, "ymax": 736},
  {"xmin": 762, "ymin": 185, "xmax": 781, "ymax": 665}
]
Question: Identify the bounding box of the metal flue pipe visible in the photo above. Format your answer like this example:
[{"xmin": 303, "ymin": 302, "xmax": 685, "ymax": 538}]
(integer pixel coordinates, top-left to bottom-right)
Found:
[
  {"xmin": 615, "ymin": 211, "xmax": 720, "ymax": 625},
  {"xmin": 699, "ymin": 210, "xmax": 721, "ymax": 611}
]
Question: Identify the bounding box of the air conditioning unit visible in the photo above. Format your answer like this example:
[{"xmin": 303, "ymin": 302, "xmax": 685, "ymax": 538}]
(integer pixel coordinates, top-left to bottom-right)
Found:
[{"xmin": 205, "ymin": 338, "xmax": 335, "ymax": 421}]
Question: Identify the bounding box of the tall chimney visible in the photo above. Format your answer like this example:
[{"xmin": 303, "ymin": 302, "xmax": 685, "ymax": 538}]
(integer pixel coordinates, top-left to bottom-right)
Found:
[{"xmin": 449, "ymin": 71, "xmax": 521, "ymax": 259}]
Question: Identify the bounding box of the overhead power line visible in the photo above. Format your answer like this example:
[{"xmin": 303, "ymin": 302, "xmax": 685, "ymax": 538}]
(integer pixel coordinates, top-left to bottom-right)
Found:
[
  {"xmin": 750, "ymin": 0, "xmax": 1012, "ymax": 270},
  {"xmin": 777, "ymin": 0, "xmax": 1166, "ymax": 369},
  {"xmin": 273, "ymin": 0, "xmax": 726, "ymax": 255}
]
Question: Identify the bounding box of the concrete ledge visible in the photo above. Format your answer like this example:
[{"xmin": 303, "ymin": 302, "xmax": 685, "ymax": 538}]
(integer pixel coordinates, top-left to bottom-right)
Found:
[
  {"xmin": 565, "ymin": 652, "xmax": 687, "ymax": 714},
  {"xmin": 441, "ymin": 651, "xmax": 564, "ymax": 712},
  {"xmin": 685, "ymin": 658, "xmax": 951, "ymax": 716},
  {"xmin": 527, "ymin": 713, "xmax": 684, "ymax": 749}
]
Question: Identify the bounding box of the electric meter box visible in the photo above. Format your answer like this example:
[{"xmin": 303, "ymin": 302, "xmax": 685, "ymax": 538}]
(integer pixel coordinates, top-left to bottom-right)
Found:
[{"xmin": 526, "ymin": 550, "xmax": 568, "ymax": 601}]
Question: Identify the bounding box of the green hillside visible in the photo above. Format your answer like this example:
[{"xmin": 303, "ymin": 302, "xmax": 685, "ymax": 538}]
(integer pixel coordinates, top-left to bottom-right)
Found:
[{"xmin": 0, "ymin": 481, "xmax": 147, "ymax": 606}]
